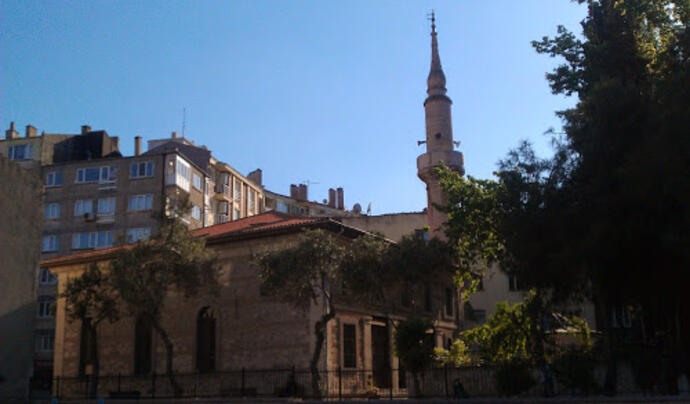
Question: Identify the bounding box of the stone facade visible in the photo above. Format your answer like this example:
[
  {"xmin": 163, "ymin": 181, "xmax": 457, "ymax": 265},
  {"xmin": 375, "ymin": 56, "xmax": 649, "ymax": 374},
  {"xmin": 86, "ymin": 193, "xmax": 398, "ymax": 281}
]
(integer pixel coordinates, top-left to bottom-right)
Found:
[{"xmin": 0, "ymin": 156, "xmax": 43, "ymax": 402}]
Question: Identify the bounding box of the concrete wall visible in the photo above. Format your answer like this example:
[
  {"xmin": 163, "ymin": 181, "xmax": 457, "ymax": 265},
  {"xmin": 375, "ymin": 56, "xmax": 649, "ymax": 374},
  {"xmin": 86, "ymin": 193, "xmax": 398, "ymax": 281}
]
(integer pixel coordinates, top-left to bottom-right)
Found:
[
  {"xmin": 0, "ymin": 156, "xmax": 43, "ymax": 402},
  {"xmin": 340, "ymin": 212, "xmax": 427, "ymax": 242}
]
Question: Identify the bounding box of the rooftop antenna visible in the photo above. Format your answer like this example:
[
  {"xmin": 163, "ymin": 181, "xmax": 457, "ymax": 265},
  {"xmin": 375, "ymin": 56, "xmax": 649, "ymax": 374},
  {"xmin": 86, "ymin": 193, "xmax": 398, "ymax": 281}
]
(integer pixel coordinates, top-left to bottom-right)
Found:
[
  {"xmin": 181, "ymin": 107, "xmax": 186, "ymax": 138},
  {"xmin": 302, "ymin": 179, "xmax": 320, "ymax": 186}
]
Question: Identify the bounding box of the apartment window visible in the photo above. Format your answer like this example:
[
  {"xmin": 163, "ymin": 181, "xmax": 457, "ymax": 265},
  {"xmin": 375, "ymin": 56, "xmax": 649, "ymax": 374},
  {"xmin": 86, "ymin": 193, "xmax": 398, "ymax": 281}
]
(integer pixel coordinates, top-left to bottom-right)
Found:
[
  {"xmin": 233, "ymin": 178, "xmax": 241, "ymax": 200},
  {"xmin": 72, "ymin": 231, "xmax": 113, "ymax": 250},
  {"xmin": 76, "ymin": 166, "xmax": 116, "ymax": 183},
  {"xmin": 343, "ymin": 324, "xmax": 357, "ymax": 368},
  {"xmin": 37, "ymin": 296, "xmax": 55, "ymax": 318},
  {"xmin": 45, "ymin": 203, "xmax": 61, "ymax": 219},
  {"xmin": 97, "ymin": 198, "xmax": 116, "ymax": 215},
  {"xmin": 444, "ymin": 287, "xmax": 454, "ymax": 316},
  {"xmin": 508, "ymin": 275, "xmax": 522, "ymax": 291},
  {"xmin": 35, "ymin": 331, "xmax": 55, "ymax": 352},
  {"xmin": 42, "ymin": 235, "xmax": 59, "ymax": 252},
  {"xmin": 39, "ymin": 268, "xmax": 57, "ymax": 285},
  {"xmin": 192, "ymin": 172, "xmax": 202, "ymax": 190},
  {"xmin": 276, "ymin": 201, "xmax": 288, "ymax": 213},
  {"xmin": 173, "ymin": 156, "xmax": 191, "ymax": 191},
  {"xmin": 74, "ymin": 200, "xmax": 93, "ymax": 216},
  {"xmin": 248, "ymin": 190, "xmax": 255, "ymax": 213},
  {"xmin": 130, "ymin": 161, "xmax": 154, "ymax": 178},
  {"xmin": 126, "ymin": 228, "xmax": 151, "ymax": 243},
  {"xmin": 8, "ymin": 144, "xmax": 34, "ymax": 160},
  {"xmin": 129, "ymin": 194, "xmax": 153, "ymax": 211},
  {"xmin": 192, "ymin": 204, "xmax": 202, "ymax": 221},
  {"xmin": 45, "ymin": 171, "xmax": 63, "ymax": 187},
  {"xmin": 233, "ymin": 208, "xmax": 240, "ymax": 220}
]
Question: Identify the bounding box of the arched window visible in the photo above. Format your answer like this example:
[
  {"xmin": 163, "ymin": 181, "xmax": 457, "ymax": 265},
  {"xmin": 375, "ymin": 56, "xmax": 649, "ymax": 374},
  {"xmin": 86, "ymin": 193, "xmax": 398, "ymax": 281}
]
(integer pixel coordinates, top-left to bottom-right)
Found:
[
  {"xmin": 79, "ymin": 318, "xmax": 96, "ymax": 377},
  {"xmin": 134, "ymin": 316, "xmax": 152, "ymax": 374},
  {"xmin": 196, "ymin": 307, "xmax": 216, "ymax": 372}
]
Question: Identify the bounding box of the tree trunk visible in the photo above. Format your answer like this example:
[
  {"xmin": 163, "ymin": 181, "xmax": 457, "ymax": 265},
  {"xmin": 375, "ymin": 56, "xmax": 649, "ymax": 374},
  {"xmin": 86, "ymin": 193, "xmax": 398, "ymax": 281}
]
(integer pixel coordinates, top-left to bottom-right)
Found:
[
  {"xmin": 89, "ymin": 320, "xmax": 100, "ymax": 398},
  {"xmin": 309, "ymin": 310, "xmax": 335, "ymax": 399},
  {"xmin": 152, "ymin": 320, "xmax": 182, "ymax": 397}
]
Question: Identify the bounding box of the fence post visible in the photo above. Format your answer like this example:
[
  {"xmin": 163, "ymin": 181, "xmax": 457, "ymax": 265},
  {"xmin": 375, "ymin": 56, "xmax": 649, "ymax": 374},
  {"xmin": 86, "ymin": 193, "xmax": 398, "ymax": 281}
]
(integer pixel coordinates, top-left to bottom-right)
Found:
[
  {"xmin": 444, "ymin": 364, "xmax": 449, "ymax": 398},
  {"xmin": 389, "ymin": 366, "xmax": 393, "ymax": 400},
  {"xmin": 56, "ymin": 376, "xmax": 60, "ymax": 400},
  {"xmin": 338, "ymin": 366, "xmax": 342, "ymax": 401},
  {"xmin": 151, "ymin": 372, "xmax": 156, "ymax": 399},
  {"xmin": 241, "ymin": 367, "xmax": 246, "ymax": 397},
  {"xmin": 117, "ymin": 373, "xmax": 121, "ymax": 392}
]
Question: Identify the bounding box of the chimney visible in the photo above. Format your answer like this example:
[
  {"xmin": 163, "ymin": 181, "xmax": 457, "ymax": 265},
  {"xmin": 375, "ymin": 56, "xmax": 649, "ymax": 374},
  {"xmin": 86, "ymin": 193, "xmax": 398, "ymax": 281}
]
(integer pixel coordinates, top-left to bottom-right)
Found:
[
  {"xmin": 298, "ymin": 184, "xmax": 308, "ymax": 201},
  {"xmin": 134, "ymin": 136, "xmax": 142, "ymax": 156},
  {"xmin": 337, "ymin": 187, "xmax": 344, "ymax": 210},
  {"xmin": 111, "ymin": 136, "xmax": 120, "ymax": 150},
  {"xmin": 171, "ymin": 131, "xmax": 178, "ymax": 139},
  {"xmin": 328, "ymin": 188, "xmax": 336, "ymax": 208},
  {"xmin": 290, "ymin": 184, "xmax": 298, "ymax": 199},
  {"xmin": 247, "ymin": 169, "xmax": 263, "ymax": 187},
  {"xmin": 25, "ymin": 125, "xmax": 37, "ymax": 138},
  {"xmin": 5, "ymin": 122, "xmax": 19, "ymax": 140},
  {"xmin": 81, "ymin": 125, "xmax": 91, "ymax": 135}
]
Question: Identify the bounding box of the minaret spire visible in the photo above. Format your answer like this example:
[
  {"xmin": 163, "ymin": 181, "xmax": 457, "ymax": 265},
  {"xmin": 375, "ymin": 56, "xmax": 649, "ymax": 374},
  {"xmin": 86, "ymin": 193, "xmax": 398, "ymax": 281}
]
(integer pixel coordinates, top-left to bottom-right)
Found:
[
  {"xmin": 417, "ymin": 12, "xmax": 464, "ymax": 239},
  {"xmin": 427, "ymin": 11, "xmax": 447, "ymax": 96}
]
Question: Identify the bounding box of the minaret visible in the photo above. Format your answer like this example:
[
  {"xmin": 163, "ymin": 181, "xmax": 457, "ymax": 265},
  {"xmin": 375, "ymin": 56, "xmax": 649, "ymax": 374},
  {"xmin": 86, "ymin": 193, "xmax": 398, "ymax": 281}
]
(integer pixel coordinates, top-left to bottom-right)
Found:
[{"xmin": 417, "ymin": 12, "xmax": 464, "ymax": 238}]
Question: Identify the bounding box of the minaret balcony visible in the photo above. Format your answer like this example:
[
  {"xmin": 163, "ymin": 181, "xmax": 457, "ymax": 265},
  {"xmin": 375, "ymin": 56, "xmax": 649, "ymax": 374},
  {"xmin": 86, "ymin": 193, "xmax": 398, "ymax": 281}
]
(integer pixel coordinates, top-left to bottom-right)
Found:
[{"xmin": 417, "ymin": 149, "xmax": 465, "ymax": 181}]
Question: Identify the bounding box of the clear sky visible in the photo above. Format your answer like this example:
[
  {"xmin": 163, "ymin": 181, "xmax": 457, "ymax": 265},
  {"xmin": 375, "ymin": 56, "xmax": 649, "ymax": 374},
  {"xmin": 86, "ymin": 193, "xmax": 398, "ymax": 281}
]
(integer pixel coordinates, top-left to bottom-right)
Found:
[{"xmin": 1, "ymin": 1, "xmax": 586, "ymax": 215}]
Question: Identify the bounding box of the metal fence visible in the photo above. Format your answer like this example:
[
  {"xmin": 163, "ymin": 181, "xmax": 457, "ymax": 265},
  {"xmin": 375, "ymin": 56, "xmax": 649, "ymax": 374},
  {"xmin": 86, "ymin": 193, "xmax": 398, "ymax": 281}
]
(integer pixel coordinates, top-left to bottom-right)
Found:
[{"xmin": 30, "ymin": 362, "xmax": 680, "ymax": 401}]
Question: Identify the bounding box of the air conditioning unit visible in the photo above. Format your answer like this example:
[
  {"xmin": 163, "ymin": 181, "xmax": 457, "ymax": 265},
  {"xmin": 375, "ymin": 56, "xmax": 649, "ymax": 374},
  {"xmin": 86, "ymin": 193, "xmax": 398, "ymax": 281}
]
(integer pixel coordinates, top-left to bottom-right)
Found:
[{"xmin": 83, "ymin": 212, "xmax": 97, "ymax": 221}]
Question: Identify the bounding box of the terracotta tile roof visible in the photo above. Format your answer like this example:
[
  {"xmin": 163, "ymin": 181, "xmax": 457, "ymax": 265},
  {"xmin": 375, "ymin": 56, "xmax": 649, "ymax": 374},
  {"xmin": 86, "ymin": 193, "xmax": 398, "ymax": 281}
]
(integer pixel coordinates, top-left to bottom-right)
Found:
[
  {"xmin": 194, "ymin": 211, "xmax": 321, "ymax": 238},
  {"xmin": 41, "ymin": 212, "xmax": 323, "ymax": 268}
]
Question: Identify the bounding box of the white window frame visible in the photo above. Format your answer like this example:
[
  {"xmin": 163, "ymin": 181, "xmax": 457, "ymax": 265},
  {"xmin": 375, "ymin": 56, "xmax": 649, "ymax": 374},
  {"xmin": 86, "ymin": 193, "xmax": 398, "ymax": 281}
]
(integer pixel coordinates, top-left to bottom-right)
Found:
[
  {"xmin": 72, "ymin": 231, "xmax": 113, "ymax": 250},
  {"xmin": 75, "ymin": 166, "xmax": 116, "ymax": 184},
  {"xmin": 126, "ymin": 227, "xmax": 151, "ymax": 243},
  {"xmin": 45, "ymin": 171, "xmax": 63, "ymax": 187},
  {"xmin": 8, "ymin": 144, "xmax": 34, "ymax": 160},
  {"xmin": 248, "ymin": 190, "xmax": 255, "ymax": 213},
  {"xmin": 128, "ymin": 194, "xmax": 153, "ymax": 211},
  {"xmin": 35, "ymin": 333, "xmax": 55, "ymax": 352},
  {"xmin": 39, "ymin": 268, "xmax": 57, "ymax": 285},
  {"xmin": 74, "ymin": 200, "xmax": 93, "ymax": 216},
  {"xmin": 233, "ymin": 178, "xmax": 242, "ymax": 200},
  {"xmin": 45, "ymin": 203, "xmax": 61, "ymax": 219},
  {"xmin": 42, "ymin": 235, "xmax": 59, "ymax": 252},
  {"xmin": 97, "ymin": 197, "xmax": 116, "ymax": 215},
  {"xmin": 192, "ymin": 172, "xmax": 202, "ymax": 191},
  {"xmin": 37, "ymin": 297, "xmax": 54, "ymax": 318},
  {"xmin": 191, "ymin": 204, "xmax": 202, "ymax": 220},
  {"xmin": 130, "ymin": 161, "xmax": 154, "ymax": 179},
  {"xmin": 175, "ymin": 156, "xmax": 191, "ymax": 192}
]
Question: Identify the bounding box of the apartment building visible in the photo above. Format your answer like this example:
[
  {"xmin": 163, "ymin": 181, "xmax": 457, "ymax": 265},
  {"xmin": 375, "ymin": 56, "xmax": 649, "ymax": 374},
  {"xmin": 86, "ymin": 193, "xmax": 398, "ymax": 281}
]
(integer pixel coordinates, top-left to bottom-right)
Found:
[{"xmin": 1, "ymin": 123, "xmax": 266, "ymax": 390}]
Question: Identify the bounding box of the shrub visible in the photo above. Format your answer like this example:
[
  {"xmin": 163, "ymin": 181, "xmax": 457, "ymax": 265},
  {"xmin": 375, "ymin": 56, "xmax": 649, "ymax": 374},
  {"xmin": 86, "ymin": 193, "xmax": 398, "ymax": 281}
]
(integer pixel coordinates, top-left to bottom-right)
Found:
[{"xmin": 552, "ymin": 347, "xmax": 599, "ymax": 395}]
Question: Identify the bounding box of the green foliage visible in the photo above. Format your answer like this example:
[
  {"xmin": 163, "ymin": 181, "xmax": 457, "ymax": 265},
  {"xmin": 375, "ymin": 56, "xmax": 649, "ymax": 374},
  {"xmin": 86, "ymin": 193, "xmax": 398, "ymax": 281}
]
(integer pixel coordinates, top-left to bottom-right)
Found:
[
  {"xmin": 494, "ymin": 358, "xmax": 536, "ymax": 397},
  {"xmin": 62, "ymin": 262, "xmax": 118, "ymax": 325},
  {"xmin": 461, "ymin": 297, "xmax": 532, "ymax": 364},
  {"xmin": 434, "ymin": 339, "xmax": 472, "ymax": 367},
  {"xmin": 394, "ymin": 318, "xmax": 436, "ymax": 374}
]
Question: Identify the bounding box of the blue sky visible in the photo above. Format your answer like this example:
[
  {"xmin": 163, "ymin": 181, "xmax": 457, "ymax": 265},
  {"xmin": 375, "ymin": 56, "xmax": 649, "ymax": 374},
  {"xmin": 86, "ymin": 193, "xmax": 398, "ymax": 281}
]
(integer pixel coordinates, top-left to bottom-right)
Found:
[{"xmin": 1, "ymin": 1, "xmax": 586, "ymax": 214}]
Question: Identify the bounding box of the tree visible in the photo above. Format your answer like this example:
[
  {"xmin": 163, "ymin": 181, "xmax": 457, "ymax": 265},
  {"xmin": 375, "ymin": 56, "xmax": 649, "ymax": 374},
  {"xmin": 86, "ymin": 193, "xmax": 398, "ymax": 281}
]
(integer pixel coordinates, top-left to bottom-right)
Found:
[
  {"xmin": 256, "ymin": 228, "xmax": 457, "ymax": 398},
  {"xmin": 61, "ymin": 263, "xmax": 118, "ymax": 396},
  {"xmin": 393, "ymin": 317, "xmax": 435, "ymax": 396},
  {"xmin": 531, "ymin": 0, "xmax": 690, "ymax": 389},
  {"xmin": 107, "ymin": 195, "xmax": 219, "ymax": 396}
]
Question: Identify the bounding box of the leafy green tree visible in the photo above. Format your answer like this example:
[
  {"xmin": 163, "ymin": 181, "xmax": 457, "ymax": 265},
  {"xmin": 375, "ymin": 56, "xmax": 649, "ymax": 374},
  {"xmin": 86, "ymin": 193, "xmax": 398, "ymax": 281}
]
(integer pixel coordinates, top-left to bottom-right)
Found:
[
  {"xmin": 434, "ymin": 339, "xmax": 471, "ymax": 367},
  {"xmin": 257, "ymin": 228, "xmax": 457, "ymax": 397},
  {"xmin": 107, "ymin": 195, "xmax": 219, "ymax": 396},
  {"xmin": 531, "ymin": 0, "xmax": 690, "ymax": 389},
  {"xmin": 393, "ymin": 317, "xmax": 435, "ymax": 395},
  {"xmin": 61, "ymin": 263, "xmax": 119, "ymax": 395}
]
